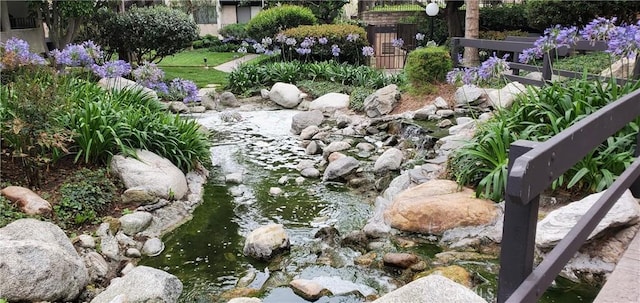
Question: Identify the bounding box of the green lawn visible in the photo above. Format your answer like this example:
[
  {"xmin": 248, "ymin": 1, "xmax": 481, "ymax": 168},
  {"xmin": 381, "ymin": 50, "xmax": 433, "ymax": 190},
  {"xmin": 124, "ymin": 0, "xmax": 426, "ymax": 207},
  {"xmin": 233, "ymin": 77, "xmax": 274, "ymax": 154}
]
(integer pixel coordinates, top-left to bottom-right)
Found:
[
  {"xmin": 161, "ymin": 66, "xmax": 229, "ymax": 88},
  {"xmin": 158, "ymin": 49, "xmax": 241, "ymax": 67}
]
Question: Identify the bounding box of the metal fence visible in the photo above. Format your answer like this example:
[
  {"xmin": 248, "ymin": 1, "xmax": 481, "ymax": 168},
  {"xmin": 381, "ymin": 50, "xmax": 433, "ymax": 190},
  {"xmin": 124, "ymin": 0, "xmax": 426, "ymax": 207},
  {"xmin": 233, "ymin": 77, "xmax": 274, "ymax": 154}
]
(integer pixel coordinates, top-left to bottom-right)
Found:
[{"xmin": 366, "ymin": 23, "xmax": 417, "ymax": 69}]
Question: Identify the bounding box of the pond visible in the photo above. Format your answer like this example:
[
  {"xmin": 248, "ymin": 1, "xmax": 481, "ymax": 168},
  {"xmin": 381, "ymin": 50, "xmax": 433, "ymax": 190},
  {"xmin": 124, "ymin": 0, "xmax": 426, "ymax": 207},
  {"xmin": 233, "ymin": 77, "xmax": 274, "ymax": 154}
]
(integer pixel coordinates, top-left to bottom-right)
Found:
[{"xmin": 140, "ymin": 109, "xmax": 600, "ymax": 303}]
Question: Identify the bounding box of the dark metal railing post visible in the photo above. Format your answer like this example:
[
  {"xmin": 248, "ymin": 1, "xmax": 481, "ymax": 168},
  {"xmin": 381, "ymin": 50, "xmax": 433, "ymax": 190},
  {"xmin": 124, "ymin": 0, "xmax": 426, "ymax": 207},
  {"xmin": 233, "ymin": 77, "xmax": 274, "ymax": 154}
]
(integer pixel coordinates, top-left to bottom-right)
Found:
[
  {"xmin": 631, "ymin": 131, "xmax": 640, "ymax": 196},
  {"xmin": 542, "ymin": 50, "xmax": 553, "ymax": 82},
  {"xmin": 497, "ymin": 140, "xmax": 540, "ymax": 303},
  {"xmin": 451, "ymin": 38, "xmax": 460, "ymax": 67}
]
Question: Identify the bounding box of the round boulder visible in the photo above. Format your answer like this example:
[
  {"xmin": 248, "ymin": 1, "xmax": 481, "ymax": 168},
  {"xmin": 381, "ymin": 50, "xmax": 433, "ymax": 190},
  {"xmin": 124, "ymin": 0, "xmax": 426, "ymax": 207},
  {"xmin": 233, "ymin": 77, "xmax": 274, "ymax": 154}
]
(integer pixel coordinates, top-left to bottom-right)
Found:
[{"xmin": 243, "ymin": 223, "xmax": 290, "ymax": 260}]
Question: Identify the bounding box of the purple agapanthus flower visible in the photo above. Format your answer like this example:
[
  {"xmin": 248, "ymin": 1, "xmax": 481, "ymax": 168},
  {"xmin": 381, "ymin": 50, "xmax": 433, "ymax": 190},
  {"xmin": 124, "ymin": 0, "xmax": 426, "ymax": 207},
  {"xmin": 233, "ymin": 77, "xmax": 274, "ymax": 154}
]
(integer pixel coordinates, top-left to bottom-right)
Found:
[
  {"xmin": 318, "ymin": 37, "xmax": 328, "ymax": 45},
  {"xmin": 478, "ymin": 53, "xmax": 510, "ymax": 80},
  {"xmin": 1, "ymin": 37, "xmax": 47, "ymax": 67},
  {"xmin": 262, "ymin": 37, "xmax": 273, "ymax": 46},
  {"xmin": 165, "ymin": 78, "xmax": 200, "ymax": 103},
  {"xmin": 362, "ymin": 46, "xmax": 374, "ymax": 57},
  {"xmin": 392, "ymin": 38, "xmax": 404, "ymax": 48},
  {"xmin": 253, "ymin": 43, "xmax": 265, "ymax": 54},
  {"xmin": 296, "ymin": 47, "xmax": 312, "ymax": 55},
  {"xmin": 606, "ymin": 23, "xmax": 640, "ymax": 58},
  {"xmin": 556, "ymin": 26, "xmax": 579, "ymax": 48},
  {"xmin": 581, "ymin": 17, "xmax": 618, "ymax": 43},
  {"xmin": 275, "ymin": 33, "xmax": 287, "ymax": 43},
  {"xmin": 347, "ymin": 33, "xmax": 360, "ymax": 42},
  {"xmin": 415, "ymin": 33, "xmax": 425, "ymax": 41},
  {"xmin": 331, "ymin": 44, "xmax": 341, "ymax": 57},
  {"xmin": 91, "ymin": 60, "xmax": 132, "ymax": 78},
  {"xmin": 133, "ymin": 61, "xmax": 165, "ymax": 89}
]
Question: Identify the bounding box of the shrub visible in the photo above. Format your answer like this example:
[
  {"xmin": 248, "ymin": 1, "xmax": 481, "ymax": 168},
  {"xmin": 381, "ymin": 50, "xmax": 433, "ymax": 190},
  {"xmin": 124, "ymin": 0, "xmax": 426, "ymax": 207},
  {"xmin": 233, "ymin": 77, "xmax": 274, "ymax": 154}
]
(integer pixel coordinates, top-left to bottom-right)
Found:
[
  {"xmin": 0, "ymin": 67, "xmax": 75, "ymax": 187},
  {"xmin": 525, "ymin": 0, "xmax": 640, "ymax": 32},
  {"xmin": 449, "ymin": 79, "xmax": 640, "ymax": 201},
  {"xmin": 219, "ymin": 23, "xmax": 248, "ymax": 40},
  {"xmin": 103, "ymin": 6, "xmax": 198, "ymax": 64},
  {"xmin": 54, "ymin": 168, "xmax": 117, "ymax": 227},
  {"xmin": 480, "ymin": 4, "xmax": 531, "ymax": 32},
  {"xmin": 226, "ymin": 60, "xmax": 400, "ymax": 96},
  {"xmin": 246, "ymin": 5, "xmax": 317, "ymax": 41},
  {"xmin": 280, "ymin": 24, "xmax": 369, "ymax": 64},
  {"xmin": 265, "ymin": 0, "xmax": 348, "ymax": 24},
  {"xmin": 405, "ymin": 46, "xmax": 451, "ymax": 93}
]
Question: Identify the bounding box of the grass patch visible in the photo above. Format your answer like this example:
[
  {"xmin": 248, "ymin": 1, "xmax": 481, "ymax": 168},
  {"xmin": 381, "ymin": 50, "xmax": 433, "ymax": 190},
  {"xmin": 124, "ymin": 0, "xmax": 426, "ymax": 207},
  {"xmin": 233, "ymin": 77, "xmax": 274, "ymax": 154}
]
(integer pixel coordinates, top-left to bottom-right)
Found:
[
  {"xmin": 553, "ymin": 52, "xmax": 613, "ymax": 75},
  {"xmin": 159, "ymin": 49, "xmax": 241, "ymax": 67},
  {"xmin": 162, "ymin": 66, "xmax": 229, "ymax": 88}
]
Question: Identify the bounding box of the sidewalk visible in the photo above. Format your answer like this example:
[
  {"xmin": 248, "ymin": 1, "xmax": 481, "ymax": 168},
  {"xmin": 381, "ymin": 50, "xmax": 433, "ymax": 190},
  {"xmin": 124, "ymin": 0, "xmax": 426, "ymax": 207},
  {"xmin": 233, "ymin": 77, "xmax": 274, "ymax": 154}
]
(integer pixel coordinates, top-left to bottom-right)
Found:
[{"xmin": 213, "ymin": 54, "xmax": 259, "ymax": 72}]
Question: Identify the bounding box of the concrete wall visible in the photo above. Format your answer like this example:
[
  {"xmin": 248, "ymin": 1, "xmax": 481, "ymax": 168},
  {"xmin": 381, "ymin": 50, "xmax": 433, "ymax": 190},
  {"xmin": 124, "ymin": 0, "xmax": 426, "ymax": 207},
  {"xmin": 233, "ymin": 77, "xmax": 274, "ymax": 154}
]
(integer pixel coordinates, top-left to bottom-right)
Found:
[
  {"xmin": 1, "ymin": 28, "xmax": 47, "ymax": 54},
  {"xmin": 221, "ymin": 5, "xmax": 237, "ymax": 27},
  {"xmin": 198, "ymin": 24, "xmax": 220, "ymax": 36}
]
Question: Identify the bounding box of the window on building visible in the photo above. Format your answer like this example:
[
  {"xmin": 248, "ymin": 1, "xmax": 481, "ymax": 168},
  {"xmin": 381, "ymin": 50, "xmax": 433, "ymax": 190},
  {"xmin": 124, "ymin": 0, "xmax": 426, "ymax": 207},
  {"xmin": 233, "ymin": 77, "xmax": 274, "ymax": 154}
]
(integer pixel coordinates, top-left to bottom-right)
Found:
[{"xmin": 193, "ymin": 4, "xmax": 217, "ymax": 24}]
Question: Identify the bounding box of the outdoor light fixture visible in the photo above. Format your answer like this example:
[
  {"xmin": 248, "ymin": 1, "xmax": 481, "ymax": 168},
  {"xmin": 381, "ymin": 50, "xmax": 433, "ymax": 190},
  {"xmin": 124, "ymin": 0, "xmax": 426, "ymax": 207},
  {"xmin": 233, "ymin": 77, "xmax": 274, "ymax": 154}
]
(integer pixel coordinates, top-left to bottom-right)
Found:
[{"xmin": 425, "ymin": 2, "xmax": 439, "ymax": 42}]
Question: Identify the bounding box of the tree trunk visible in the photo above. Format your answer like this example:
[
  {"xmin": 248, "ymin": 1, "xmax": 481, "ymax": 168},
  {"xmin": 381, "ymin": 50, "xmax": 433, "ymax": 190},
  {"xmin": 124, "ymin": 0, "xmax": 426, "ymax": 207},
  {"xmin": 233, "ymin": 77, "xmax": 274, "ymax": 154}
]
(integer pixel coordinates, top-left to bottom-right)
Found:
[{"xmin": 463, "ymin": 0, "xmax": 480, "ymax": 66}]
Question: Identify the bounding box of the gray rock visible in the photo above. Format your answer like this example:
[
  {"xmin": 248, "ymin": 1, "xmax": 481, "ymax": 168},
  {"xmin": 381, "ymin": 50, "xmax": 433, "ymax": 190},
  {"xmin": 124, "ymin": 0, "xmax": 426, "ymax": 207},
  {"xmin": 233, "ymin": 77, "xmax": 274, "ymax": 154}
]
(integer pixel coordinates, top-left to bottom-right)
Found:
[
  {"xmin": 110, "ymin": 149, "xmax": 188, "ymax": 201},
  {"xmin": 90, "ymin": 266, "xmax": 183, "ymax": 303},
  {"xmin": 335, "ymin": 114, "xmax": 352, "ymax": 129},
  {"xmin": 301, "ymin": 167, "xmax": 321, "ymax": 178},
  {"xmin": 126, "ymin": 248, "xmax": 142, "ymax": 258},
  {"xmin": 310, "ymin": 276, "xmax": 376, "ymax": 297},
  {"xmin": 277, "ymin": 176, "xmax": 288, "ymax": 185},
  {"xmin": 364, "ymin": 84, "xmax": 401, "ymax": 118},
  {"xmin": 290, "ymin": 279, "xmax": 328, "ymax": 301},
  {"xmin": 455, "ymin": 84, "xmax": 484, "ymax": 105},
  {"xmin": 486, "ymin": 82, "xmax": 526, "ymax": 109},
  {"xmin": 142, "ymin": 237, "xmax": 165, "ymax": 256},
  {"xmin": 295, "ymin": 177, "xmax": 305, "ymax": 185},
  {"xmin": 373, "ymin": 148, "xmax": 403, "ymax": 173},
  {"xmin": 296, "ymin": 160, "xmax": 316, "ymax": 171},
  {"xmin": 323, "ymin": 156, "xmax": 360, "ymax": 182},
  {"xmin": 372, "ymin": 275, "xmax": 486, "ymax": 303},
  {"xmin": 322, "ymin": 141, "xmax": 351, "ymax": 159},
  {"xmin": 168, "ymin": 101, "xmax": 189, "ymax": 114},
  {"xmin": 243, "ymin": 224, "xmax": 290, "ymax": 260},
  {"xmin": 291, "ymin": 110, "xmax": 324, "ymax": 135},
  {"xmin": 260, "ymin": 88, "xmax": 270, "ymax": 99},
  {"xmin": 220, "ymin": 110, "xmax": 243, "ymax": 122},
  {"xmin": 0, "ymin": 219, "xmax": 89, "ymax": 302},
  {"xmin": 456, "ymin": 117, "xmax": 474, "ymax": 125},
  {"xmin": 96, "ymin": 223, "xmax": 120, "ymax": 261},
  {"xmin": 119, "ymin": 212, "xmax": 153, "ymax": 236},
  {"xmin": 269, "ymin": 82, "xmax": 303, "ymax": 108},
  {"xmin": 436, "ymin": 109, "xmax": 454, "ymax": 117},
  {"xmin": 305, "ymin": 141, "xmax": 321, "ymax": 155},
  {"xmin": 77, "ymin": 234, "xmax": 96, "ymax": 248},
  {"xmin": 300, "ymin": 125, "xmax": 320, "ymax": 140},
  {"xmin": 414, "ymin": 105, "xmax": 437, "ymax": 120},
  {"xmin": 434, "ymin": 96, "xmax": 449, "ymax": 109},
  {"xmin": 536, "ymin": 190, "xmax": 640, "ymax": 249},
  {"xmin": 219, "ymin": 91, "xmax": 240, "ymax": 107},
  {"xmin": 189, "ymin": 105, "xmax": 206, "ymax": 113},
  {"xmin": 98, "ymin": 77, "xmax": 157, "ymax": 100},
  {"xmin": 448, "ymin": 120, "xmax": 477, "ymax": 136},
  {"xmin": 116, "ymin": 231, "xmax": 137, "ymax": 247},
  {"xmin": 85, "ymin": 251, "xmax": 109, "ymax": 281},
  {"xmin": 122, "ymin": 187, "xmax": 157, "ymax": 205},
  {"xmin": 356, "ymin": 142, "xmax": 376, "ymax": 152},
  {"xmin": 601, "ymin": 57, "xmax": 636, "ymax": 78},
  {"xmin": 437, "ymin": 119, "xmax": 453, "ymax": 128},
  {"xmin": 198, "ymin": 88, "xmax": 217, "ymax": 110},
  {"xmin": 308, "ymin": 93, "xmax": 350, "ymax": 114},
  {"xmin": 226, "ymin": 172, "xmax": 244, "ymax": 184},
  {"xmin": 269, "ymin": 187, "xmax": 283, "ymax": 196}
]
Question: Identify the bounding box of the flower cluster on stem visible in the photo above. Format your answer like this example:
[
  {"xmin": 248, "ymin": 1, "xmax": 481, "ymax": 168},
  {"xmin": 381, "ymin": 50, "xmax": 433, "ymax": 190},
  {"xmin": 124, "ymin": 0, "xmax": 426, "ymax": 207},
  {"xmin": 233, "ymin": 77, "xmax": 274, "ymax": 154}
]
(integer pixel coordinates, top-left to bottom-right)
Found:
[{"xmin": 0, "ymin": 37, "xmax": 47, "ymax": 70}]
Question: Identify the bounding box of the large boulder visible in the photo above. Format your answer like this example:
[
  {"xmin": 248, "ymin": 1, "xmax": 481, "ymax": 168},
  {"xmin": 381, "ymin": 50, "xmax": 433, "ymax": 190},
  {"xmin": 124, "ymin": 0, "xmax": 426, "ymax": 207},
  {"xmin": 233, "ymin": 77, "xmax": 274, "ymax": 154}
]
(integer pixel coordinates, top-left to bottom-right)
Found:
[
  {"xmin": 98, "ymin": 77, "xmax": 158, "ymax": 100},
  {"xmin": 90, "ymin": 266, "xmax": 183, "ymax": 303},
  {"xmin": 600, "ymin": 57, "xmax": 636, "ymax": 79},
  {"xmin": 322, "ymin": 156, "xmax": 360, "ymax": 182},
  {"xmin": 0, "ymin": 186, "xmax": 52, "ymax": 215},
  {"xmin": 269, "ymin": 82, "xmax": 303, "ymax": 108},
  {"xmin": 308, "ymin": 93, "xmax": 350, "ymax": 114},
  {"xmin": 384, "ymin": 180, "xmax": 499, "ymax": 235},
  {"xmin": 291, "ymin": 110, "xmax": 324, "ymax": 135},
  {"xmin": 0, "ymin": 219, "xmax": 89, "ymax": 302},
  {"xmin": 219, "ymin": 91, "xmax": 240, "ymax": 107},
  {"xmin": 454, "ymin": 84, "xmax": 484, "ymax": 105},
  {"xmin": 486, "ymin": 81, "xmax": 526, "ymax": 109},
  {"xmin": 536, "ymin": 189, "xmax": 640, "ymax": 249},
  {"xmin": 373, "ymin": 148, "xmax": 403, "ymax": 173},
  {"xmin": 363, "ymin": 84, "xmax": 401, "ymax": 118},
  {"xmin": 119, "ymin": 211, "xmax": 153, "ymax": 236},
  {"xmin": 243, "ymin": 224, "xmax": 290, "ymax": 260},
  {"xmin": 110, "ymin": 149, "xmax": 188, "ymax": 201},
  {"xmin": 372, "ymin": 275, "xmax": 486, "ymax": 303}
]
